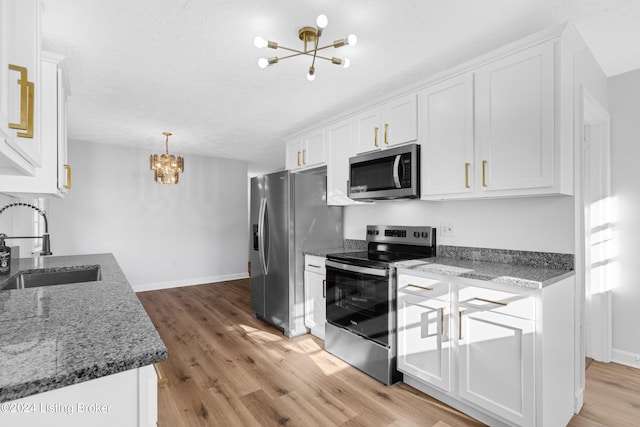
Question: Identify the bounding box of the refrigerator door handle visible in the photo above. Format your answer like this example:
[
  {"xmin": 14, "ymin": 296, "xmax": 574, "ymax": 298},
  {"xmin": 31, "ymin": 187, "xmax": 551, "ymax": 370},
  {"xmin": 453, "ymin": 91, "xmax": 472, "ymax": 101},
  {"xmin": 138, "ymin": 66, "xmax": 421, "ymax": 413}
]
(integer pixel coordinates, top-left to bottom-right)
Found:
[{"xmin": 258, "ymin": 197, "xmax": 268, "ymax": 275}]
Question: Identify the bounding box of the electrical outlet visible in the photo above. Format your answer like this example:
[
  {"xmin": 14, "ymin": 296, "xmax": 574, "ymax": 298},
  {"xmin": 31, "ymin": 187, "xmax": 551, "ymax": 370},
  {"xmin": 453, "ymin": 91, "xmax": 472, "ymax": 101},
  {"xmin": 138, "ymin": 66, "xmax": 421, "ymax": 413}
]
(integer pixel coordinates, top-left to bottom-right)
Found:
[
  {"xmin": 440, "ymin": 221, "xmax": 455, "ymax": 237},
  {"xmin": 170, "ymin": 259, "xmax": 176, "ymax": 268}
]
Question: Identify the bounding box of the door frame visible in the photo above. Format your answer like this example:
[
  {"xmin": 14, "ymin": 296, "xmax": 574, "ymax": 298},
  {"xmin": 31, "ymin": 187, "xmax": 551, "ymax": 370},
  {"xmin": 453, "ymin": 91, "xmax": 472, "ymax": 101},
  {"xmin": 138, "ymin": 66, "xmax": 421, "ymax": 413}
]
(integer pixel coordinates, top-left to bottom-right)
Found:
[{"xmin": 573, "ymin": 86, "xmax": 611, "ymax": 411}]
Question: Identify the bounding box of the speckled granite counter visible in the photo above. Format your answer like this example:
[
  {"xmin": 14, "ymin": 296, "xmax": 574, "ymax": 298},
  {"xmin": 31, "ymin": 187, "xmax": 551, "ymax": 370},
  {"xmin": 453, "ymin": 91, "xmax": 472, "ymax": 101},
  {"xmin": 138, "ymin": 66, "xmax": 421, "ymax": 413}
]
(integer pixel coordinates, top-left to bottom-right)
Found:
[
  {"xmin": 0, "ymin": 253, "xmax": 167, "ymax": 403},
  {"xmin": 396, "ymin": 256, "xmax": 573, "ymax": 289}
]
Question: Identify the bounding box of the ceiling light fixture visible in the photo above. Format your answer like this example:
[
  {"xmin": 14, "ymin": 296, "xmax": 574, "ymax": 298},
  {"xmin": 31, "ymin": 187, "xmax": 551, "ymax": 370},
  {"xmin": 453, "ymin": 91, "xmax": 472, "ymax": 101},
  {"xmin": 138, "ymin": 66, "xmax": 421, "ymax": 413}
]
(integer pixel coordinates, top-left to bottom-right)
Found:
[
  {"xmin": 149, "ymin": 132, "xmax": 184, "ymax": 184},
  {"xmin": 254, "ymin": 14, "xmax": 357, "ymax": 81}
]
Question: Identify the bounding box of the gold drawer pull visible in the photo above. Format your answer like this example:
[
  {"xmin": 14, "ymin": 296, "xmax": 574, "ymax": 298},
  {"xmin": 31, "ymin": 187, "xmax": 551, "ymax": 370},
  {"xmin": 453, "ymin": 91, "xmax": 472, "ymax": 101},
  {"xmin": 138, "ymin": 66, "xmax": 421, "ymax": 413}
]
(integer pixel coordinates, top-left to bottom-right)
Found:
[
  {"xmin": 297, "ymin": 151, "xmax": 301, "ymax": 166},
  {"xmin": 374, "ymin": 127, "xmax": 379, "ymax": 147},
  {"xmin": 303, "ymin": 149, "xmax": 307, "ymax": 164},
  {"xmin": 64, "ymin": 164, "xmax": 71, "ymax": 189},
  {"xmin": 322, "ymin": 279, "xmax": 326, "ymax": 298},
  {"xmin": 407, "ymin": 284, "xmax": 433, "ymax": 292},
  {"xmin": 8, "ymin": 64, "xmax": 34, "ymax": 138},
  {"xmin": 472, "ymin": 297, "xmax": 508, "ymax": 307},
  {"xmin": 307, "ymin": 264, "xmax": 321, "ymax": 268},
  {"xmin": 384, "ymin": 123, "xmax": 389, "ymax": 144}
]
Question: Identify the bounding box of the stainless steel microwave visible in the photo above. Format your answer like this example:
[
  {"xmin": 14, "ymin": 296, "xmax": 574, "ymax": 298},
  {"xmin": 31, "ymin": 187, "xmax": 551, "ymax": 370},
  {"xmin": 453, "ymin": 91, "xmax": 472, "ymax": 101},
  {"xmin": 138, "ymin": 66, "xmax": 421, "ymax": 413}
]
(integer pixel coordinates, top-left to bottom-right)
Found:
[{"xmin": 348, "ymin": 143, "xmax": 420, "ymax": 200}]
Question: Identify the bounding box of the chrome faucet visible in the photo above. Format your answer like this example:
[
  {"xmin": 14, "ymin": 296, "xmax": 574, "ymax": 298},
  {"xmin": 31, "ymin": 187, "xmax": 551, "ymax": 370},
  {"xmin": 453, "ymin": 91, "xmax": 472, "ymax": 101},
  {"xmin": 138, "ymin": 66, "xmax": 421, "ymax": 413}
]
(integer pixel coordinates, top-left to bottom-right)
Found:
[{"xmin": 0, "ymin": 202, "xmax": 52, "ymax": 256}]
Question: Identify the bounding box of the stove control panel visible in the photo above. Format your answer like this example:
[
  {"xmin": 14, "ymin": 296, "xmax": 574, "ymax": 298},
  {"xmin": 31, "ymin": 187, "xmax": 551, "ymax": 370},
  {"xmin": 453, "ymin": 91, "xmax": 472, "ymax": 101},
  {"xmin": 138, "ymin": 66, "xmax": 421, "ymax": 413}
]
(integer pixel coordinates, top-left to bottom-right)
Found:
[{"xmin": 366, "ymin": 225, "xmax": 435, "ymax": 246}]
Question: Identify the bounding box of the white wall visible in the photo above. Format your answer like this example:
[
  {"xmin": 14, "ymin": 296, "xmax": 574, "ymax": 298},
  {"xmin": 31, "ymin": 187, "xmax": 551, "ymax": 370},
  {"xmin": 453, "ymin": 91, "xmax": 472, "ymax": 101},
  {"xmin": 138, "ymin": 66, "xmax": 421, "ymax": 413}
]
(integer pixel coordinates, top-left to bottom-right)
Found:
[
  {"xmin": 608, "ymin": 69, "xmax": 640, "ymax": 364},
  {"xmin": 47, "ymin": 139, "xmax": 249, "ymax": 291},
  {"xmin": 345, "ymin": 196, "xmax": 575, "ymax": 253}
]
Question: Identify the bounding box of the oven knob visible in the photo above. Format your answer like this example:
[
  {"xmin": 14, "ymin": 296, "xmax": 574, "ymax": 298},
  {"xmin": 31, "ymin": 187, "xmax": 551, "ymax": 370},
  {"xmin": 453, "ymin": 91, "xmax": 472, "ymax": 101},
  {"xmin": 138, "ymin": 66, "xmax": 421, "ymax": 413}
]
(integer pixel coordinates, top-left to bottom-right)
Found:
[
  {"xmin": 413, "ymin": 231, "xmax": 420, "ymax": 238},
  {"xmin": 367, "ymin": 230, "xmax": 372, "ymax": 235},
  {"xmin": 375, "ymin": 230, "xmax": 379, "ymax": 235},
  {"xmin": 421, "ymin": 232, "xmax": 429, "ymax": 238}
]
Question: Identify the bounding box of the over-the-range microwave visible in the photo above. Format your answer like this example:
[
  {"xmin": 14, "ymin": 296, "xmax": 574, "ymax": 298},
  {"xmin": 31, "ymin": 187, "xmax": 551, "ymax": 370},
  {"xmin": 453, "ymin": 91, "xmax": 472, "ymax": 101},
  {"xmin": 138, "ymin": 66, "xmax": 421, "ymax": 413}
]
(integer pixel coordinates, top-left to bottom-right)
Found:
[{"xmin": 348, "ymin": 143, "xmax": 420, "ymax": 201}]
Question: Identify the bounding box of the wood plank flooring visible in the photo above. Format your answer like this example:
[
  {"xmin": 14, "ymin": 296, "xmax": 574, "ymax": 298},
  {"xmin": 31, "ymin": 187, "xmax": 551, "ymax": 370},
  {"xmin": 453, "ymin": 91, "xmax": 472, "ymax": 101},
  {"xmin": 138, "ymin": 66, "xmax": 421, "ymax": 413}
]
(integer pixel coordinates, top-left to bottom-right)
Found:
[{"xmin": 137, "ymin": 279, "xmax": 640, "ymax": 427}]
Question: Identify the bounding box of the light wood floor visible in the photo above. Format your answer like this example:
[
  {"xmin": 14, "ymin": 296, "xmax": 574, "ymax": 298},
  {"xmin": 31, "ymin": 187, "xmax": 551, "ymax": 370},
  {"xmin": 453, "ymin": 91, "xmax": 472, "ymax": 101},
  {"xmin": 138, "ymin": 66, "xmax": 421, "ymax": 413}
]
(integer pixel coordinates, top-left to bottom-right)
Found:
[{"xmin": 137, "ymin": 279, "xmax": 639, "ymax": 427}]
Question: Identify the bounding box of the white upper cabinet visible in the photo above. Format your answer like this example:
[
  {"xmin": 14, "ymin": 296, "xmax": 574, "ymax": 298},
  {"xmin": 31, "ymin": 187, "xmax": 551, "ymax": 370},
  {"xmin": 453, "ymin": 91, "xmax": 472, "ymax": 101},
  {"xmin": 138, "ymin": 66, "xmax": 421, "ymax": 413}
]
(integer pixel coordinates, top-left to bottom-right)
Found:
[
  {"xmin": 421, "ymin": 39, "xmax": 571, "ymax": 200},
  {"xmin": 419, "ymin": 74, "xmax": 474, "ymax": 197},
  {"xmin": 354, "ymin": 93, "xmax": 417, "ymax": 154},
  {"xmin": 0, "ymin": 52, "xmax": 70, "ymax": 196},
  {"xmin": 326, "ymin": 118, "xmax": 355, "ymax": 205},
  {"xmin": 475, "ymin": 41, "xmax": 555, "ymax": 193},
  {"xmin": 285, "ymin": 128, "xmax": 326, "ymax": 171},
  {"xmin": 0, "ymin": 0, "xmax": 42, "ymax": 176}
]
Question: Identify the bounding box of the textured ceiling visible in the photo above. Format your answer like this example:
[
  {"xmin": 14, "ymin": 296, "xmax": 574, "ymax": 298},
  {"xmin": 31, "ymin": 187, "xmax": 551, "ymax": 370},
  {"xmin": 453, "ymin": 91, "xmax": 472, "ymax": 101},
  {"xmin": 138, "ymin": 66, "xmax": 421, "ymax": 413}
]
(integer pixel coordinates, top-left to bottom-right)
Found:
[{"xmin": 41, "ymin": 0, "xmax": 640, "ymax": 175}]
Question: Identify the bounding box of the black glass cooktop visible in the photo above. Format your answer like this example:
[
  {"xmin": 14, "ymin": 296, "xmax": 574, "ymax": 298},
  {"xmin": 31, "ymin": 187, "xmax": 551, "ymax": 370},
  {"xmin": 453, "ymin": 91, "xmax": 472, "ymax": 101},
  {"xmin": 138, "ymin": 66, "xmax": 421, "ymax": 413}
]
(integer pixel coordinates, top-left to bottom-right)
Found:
[{"xmin": 327, "ymin": 248, "xmax": 433, "ymax": 269}]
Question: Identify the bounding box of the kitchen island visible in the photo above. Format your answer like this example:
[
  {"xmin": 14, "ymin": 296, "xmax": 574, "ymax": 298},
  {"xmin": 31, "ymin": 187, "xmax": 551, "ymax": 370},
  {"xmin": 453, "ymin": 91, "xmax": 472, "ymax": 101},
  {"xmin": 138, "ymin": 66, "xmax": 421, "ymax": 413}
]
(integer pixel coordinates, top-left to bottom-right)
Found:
[{"xmin": 0, "ymin": 253, "xmax": 167, "ymax": 426}]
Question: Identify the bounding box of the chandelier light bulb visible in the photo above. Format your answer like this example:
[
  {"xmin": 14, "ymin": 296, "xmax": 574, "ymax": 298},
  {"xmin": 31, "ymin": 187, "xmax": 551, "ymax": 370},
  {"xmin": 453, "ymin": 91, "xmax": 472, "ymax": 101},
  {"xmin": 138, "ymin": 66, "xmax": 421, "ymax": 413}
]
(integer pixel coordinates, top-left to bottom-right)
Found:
[
  {"xmin": 254, "ymin": 36, "xmax": 267, "ymax": 48},
  {"xmin": 342, "ymin": 58, "xmax": 351, "ymax": 68},
  {"xmin": 347, "ymin": 34, "xmax": 358, "ymax": 46},
  {"xmin": 258, "ymin": 58, "xmax": 269, "ymax": 69},
  {"xmin": 316, "ymin": 14, "xmax": 328, "ymax": 29}
]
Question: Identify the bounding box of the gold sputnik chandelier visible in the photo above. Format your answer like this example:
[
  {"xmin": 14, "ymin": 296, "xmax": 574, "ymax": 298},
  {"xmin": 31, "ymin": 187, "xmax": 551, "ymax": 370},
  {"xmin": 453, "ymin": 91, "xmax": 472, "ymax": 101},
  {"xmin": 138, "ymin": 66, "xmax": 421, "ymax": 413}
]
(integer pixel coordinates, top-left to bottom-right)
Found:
[
  {"xmin": 149, "ymin": 132, "xmax": 184, "ymax": 184},
  {"xmin": 254, "ymin": 14, "xmax": 357, "ymax": 81}
]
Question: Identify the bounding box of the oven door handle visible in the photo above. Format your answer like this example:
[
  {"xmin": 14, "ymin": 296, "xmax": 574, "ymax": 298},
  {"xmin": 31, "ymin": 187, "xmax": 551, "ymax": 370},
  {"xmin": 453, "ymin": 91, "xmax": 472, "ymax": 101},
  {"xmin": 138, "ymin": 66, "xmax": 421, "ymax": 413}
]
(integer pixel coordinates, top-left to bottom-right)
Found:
[{"xmin": 326, "ymin": 260, "xmax": 389, "ymax": 277}]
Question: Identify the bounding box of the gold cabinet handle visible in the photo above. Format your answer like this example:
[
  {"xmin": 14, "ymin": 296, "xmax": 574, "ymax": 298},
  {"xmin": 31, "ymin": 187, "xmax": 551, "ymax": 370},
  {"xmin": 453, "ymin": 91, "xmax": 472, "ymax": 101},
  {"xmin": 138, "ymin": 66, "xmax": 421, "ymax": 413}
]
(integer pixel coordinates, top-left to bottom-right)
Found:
[
  {"xmin": 297, "ymin": 151, "xmax": 301, "ymax": 167},
  {"xmin": 459, "ymin": 311, "xmax": 463, "ymax": 341},
  {"xmin": 441, "ymin": 307, "xmax": 445, "ymax": 336},
  {"xmin": 64, "ymin": 164, "xmax": 71, "ymax": 189},
  {"xmin": 374, "ymin": 127, "xmax": 379, "ymax": 147},
  {"xmin": 384, "ymin": 123, "xmax": 389, "ymax": 145},
  {"xmin": 322, "ymin": 279, "xmax": 326, "ymax": 298},
  {"xmin": 8, "ymin": 64, "xmax": 34, "ymax": 138},
  {"xmin": 471, "ymin": 297, "xmax": 508, "ymax": 307},
  {"xmin": 407, "ymin": 284, "xmax": 433, "ymax": 292},
  {"xmin": 465, "ymin": 162, "xmax": 470, "ymax": 189},
  {"xmin": 482, "ymin": 160, "xmax": 488, "ymax": 187},
  {"xmin": 303, "ymin": 149, "xmax": 307, "ymax": 165}
]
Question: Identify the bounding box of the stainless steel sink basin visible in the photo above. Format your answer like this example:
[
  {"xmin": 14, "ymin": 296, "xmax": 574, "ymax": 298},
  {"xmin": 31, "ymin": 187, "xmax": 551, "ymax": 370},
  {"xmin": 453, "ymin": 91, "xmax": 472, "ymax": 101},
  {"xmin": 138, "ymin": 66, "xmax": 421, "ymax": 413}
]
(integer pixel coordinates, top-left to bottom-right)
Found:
[{"xmin": 2, "ymin": 266, "xmax": 102, "ymax": 290}]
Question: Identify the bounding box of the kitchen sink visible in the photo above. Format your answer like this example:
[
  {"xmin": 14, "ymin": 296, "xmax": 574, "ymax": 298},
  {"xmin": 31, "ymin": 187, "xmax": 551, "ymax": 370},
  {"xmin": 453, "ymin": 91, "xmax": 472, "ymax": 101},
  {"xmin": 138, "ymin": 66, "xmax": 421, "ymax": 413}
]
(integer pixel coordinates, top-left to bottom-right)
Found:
[{"xmin": 1, "ymin": 266, "xmax": 102, "ymax": 290}]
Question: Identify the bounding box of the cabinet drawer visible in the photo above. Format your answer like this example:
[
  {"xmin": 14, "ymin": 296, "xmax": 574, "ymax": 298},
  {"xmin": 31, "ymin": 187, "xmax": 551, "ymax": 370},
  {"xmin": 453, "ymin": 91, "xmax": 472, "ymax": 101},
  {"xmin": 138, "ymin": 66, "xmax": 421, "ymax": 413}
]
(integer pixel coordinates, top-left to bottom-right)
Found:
[
  {"xmin": 304, "ymin": 255, "xmax": 326, "ymax": 273},
  {"xmin": 459, "ymin": 285, "xmax": 534, "ymax": 320},
  {"xmin": 398, "ymin": 274, "xmax": 450, "ymax": 302}
]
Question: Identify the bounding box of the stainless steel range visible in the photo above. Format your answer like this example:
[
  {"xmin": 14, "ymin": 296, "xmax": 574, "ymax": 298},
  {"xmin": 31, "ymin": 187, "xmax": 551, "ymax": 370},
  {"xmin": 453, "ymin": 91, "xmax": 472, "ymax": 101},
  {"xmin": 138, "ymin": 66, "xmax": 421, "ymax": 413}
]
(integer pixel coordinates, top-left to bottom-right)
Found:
[{"xmin": 325, "ymin": 225, "xmax": 436, "ymax": 385}]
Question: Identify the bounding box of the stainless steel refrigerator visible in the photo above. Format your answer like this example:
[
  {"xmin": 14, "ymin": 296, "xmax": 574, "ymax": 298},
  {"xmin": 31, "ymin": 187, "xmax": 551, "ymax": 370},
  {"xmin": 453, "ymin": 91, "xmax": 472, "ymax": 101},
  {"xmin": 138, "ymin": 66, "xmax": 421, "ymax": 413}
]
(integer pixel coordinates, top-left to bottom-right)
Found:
[{"xmin": 250, "ymin": 171, "xmax": 343, "ymax": 337}]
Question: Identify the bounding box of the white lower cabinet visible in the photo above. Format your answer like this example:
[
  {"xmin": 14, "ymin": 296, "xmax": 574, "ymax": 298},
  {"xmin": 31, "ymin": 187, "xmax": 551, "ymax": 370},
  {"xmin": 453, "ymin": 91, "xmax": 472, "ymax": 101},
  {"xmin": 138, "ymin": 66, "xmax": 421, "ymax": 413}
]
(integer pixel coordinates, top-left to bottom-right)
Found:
[
  {"xmin": 397, "ymin": 277, "xmax": 451, "ymax": 392},
  {"xmin": 458, "ymin": 298, "xmax": 535, "ymax": 426},
  {"xmin": 304, "ymin": 255, "xmax": 326, "ymax": 340},
  {"xmin": 0, "ymin": 365, "xmax": 158, "ymax": 427},
  {"xmin": 397, "ymin": 270, "xmax": 575, "ymax": 427}
]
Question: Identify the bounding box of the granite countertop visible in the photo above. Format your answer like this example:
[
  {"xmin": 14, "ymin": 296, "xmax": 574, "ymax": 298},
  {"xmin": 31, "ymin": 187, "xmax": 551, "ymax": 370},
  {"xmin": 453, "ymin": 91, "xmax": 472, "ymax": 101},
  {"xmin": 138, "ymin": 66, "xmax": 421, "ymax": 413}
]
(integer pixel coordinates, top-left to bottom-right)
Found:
[
  {"xmin": 0, "ymin": 253, "xmax": 167, "ymax": 403},
  {"xmin": 395, "ymin": 256, "xmax": 574, "ymax": 289}
]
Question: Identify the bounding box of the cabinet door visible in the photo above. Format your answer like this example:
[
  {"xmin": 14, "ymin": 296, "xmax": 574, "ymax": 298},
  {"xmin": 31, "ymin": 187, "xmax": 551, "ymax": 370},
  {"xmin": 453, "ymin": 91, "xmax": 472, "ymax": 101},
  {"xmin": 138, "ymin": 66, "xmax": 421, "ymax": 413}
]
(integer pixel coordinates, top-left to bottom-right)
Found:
[
  {"xmin": 397, "ymin": 293, "xmax": 450, "ymax": 392},
  {"xmin": 304, "ymin": 270, "xmax": 326, "ymax": 339},
  {"xmin": 4, "ymin": 0, "xmax": 41, "ymax": 167},
  {"xmin": 56, "ymin": 66, "xmax": 70, "ymax": 193},
  {"xmin": 382, "ymin": 93, "xmax": 417, "ymax": 148},
  {"xmin": 476, "ymin": 41, "xmax": 555, "ymax": 193},
  {"xmin": 420, "ymin": 74, "xmax": 474, "ymax": 197},
  {"xmin": 285, "ymin": 138, "xmax": 303, "ymax": 171},
  {"xmin": 302, "ymin": 128, "xmax": 325, "ymax": 168},
  {"xmin": 354, "ymin": 107, "xmax": 381, "ymax": 154},
  {"xmin": 458, "ymin": 308, "xmax": 534, "ymax": 427},
  {"xmin": 326, "ymin": 118, "xmax": 354, "ymax": 205}
]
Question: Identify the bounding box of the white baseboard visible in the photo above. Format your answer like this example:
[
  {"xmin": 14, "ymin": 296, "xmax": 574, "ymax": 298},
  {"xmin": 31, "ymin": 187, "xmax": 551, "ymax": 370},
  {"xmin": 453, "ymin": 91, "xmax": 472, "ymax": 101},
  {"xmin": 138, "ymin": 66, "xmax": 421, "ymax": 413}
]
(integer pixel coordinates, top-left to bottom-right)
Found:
[
  {"xmin": 612, "ymin": 348, "xmax": 640, "ymax": 369},
  {"xmin": 574, "ymin": 387, "xmax": 584, "ymax": 414},
  {"xmin": 132, "ymin": 272, "xmax": 249, "ymax": 292}
]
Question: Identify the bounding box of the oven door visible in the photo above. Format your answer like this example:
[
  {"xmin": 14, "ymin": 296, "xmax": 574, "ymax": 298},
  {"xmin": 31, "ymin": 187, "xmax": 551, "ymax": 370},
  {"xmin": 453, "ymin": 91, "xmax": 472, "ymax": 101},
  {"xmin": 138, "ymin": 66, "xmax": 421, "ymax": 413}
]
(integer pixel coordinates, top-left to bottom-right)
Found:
[{"xmin": 325, "ymin": 260, "xmax": 392, "ymax": 347}]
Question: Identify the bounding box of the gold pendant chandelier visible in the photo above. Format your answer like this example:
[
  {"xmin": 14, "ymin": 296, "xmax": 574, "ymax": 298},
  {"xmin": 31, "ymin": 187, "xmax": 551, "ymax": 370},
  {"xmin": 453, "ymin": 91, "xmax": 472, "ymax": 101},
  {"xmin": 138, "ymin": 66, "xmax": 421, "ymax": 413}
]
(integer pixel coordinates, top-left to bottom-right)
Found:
[
  {"xmin": 254, "ymin": 14, "xmax": 357, "ymax": 81},
  {"xmin": 149, "ymin": 132, "xmax": 184, "ymax": 184}
]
